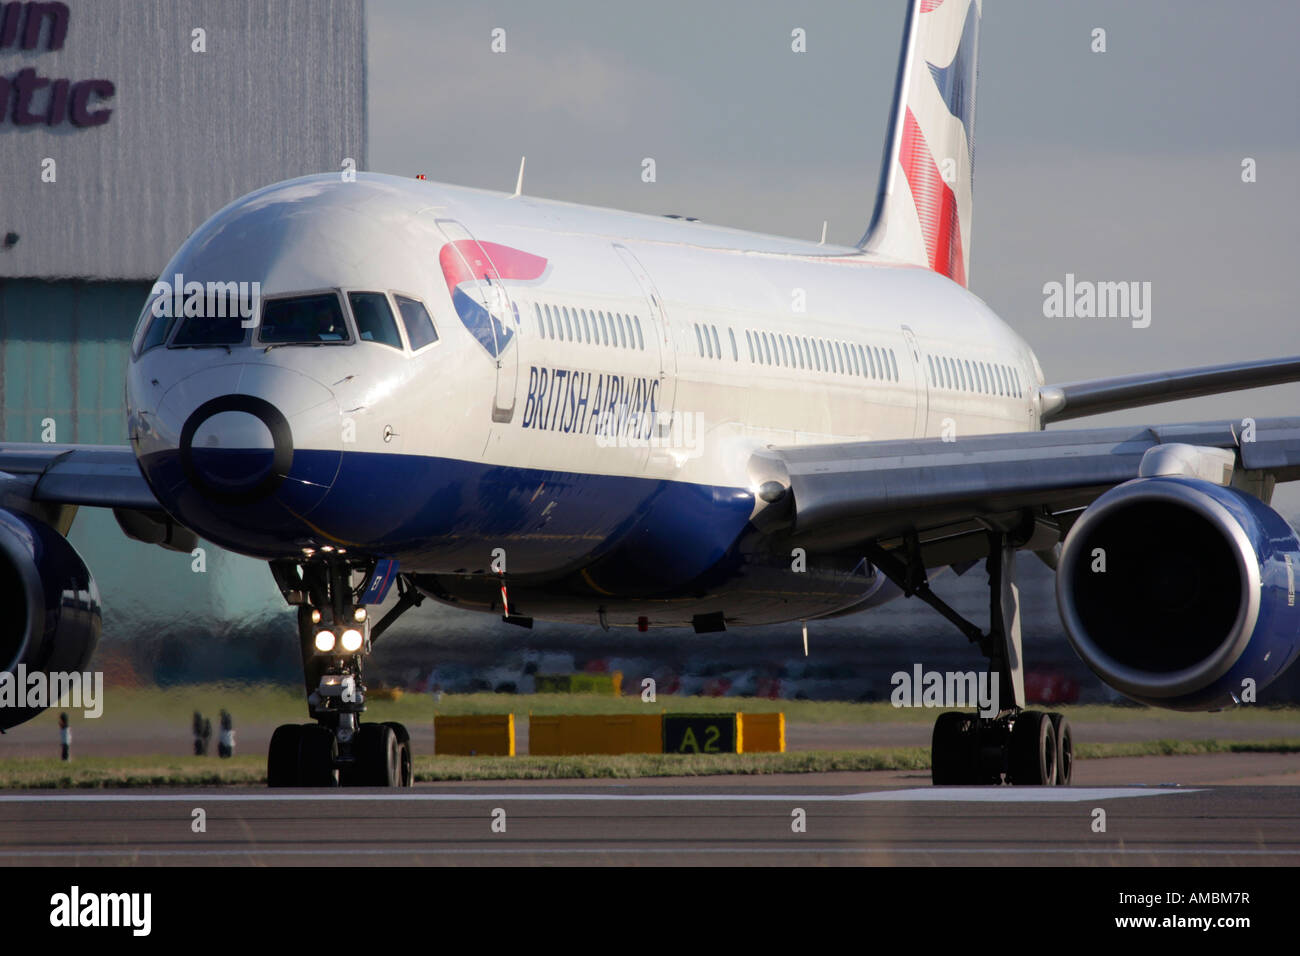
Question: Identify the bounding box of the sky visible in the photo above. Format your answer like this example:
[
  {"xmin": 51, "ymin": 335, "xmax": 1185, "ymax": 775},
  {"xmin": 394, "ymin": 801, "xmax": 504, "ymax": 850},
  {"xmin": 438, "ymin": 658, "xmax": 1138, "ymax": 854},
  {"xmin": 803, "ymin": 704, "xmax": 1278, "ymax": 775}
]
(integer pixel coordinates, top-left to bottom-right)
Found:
[{"xmin": 365, "ymin": 0, "xmax": 1300, "ymax": 509}]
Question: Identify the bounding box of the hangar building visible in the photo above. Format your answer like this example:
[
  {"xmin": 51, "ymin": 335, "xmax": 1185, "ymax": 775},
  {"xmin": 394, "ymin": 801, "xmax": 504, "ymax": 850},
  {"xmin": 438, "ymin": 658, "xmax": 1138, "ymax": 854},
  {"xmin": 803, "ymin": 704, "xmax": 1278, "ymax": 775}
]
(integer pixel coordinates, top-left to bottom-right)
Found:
[{"xmin": 0, "ymin": 0, "xmax": 366, "ymax": 669}]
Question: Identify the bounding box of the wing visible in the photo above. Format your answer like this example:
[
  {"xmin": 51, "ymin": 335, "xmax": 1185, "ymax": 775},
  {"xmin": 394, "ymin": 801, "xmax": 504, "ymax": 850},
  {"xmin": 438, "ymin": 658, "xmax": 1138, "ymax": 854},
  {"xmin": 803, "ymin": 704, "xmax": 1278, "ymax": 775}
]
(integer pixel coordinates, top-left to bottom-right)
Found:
[
  {"xmin": 756, "ymin": 417, "xmax": 1300, "ymax": 566},
  {"xmin": 1038, "ymin": 355, "xmax": 1300, "ymax": 424},
  {"xmin": 0, "ymin": 443, "xmax": 199, "ymax": 551},
  {"xmin": 0, "ymin": 443, "xmax": 159, "ymax": 510}
]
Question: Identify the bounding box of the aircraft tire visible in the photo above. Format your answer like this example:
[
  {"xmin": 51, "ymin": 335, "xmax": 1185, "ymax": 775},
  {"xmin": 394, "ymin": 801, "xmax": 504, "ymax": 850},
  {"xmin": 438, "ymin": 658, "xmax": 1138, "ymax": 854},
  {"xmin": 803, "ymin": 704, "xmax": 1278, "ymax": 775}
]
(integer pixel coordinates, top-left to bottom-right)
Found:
[
  {"xmin": 1048, "ymin": 713, "xmax": 1073, "ymax": 786},
  {"xmin": 931, "ymin": 711, "xmax": 977, "ymax": 784},
  {"xmin": 1008, "ymin": 710, "xmax": 1056, "ymax": 786},
  {"xmin": 267, "ymin": 723, "xmax": 302, "ymax": 787}
]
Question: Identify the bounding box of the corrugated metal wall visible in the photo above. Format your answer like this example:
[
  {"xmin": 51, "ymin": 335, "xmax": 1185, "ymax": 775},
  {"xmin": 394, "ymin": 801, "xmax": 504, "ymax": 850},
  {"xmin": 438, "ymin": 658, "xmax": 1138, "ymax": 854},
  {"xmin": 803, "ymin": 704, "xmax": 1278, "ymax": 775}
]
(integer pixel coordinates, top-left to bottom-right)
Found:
[
  {"xmin": 0, "ymin": 279, "xmax": 149, "ymax": 442},
  {"xmin": 0, "ymin": 0, "xmax": 367, "ymax": 281}
]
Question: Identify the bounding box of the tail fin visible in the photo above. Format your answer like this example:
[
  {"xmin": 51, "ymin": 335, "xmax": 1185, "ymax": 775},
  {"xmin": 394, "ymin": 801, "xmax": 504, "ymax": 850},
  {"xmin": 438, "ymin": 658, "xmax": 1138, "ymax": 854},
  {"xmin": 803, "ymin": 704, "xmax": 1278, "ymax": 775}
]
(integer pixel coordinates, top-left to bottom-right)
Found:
[{"xmin": 860, "ymin": 0, "xmax": 981, "ymax": 288}]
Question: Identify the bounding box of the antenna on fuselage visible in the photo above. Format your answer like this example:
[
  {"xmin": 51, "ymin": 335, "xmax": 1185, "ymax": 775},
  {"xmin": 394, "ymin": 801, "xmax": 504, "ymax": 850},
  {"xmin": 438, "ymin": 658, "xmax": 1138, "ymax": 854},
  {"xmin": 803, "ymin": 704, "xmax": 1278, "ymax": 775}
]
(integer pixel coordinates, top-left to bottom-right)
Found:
[
  {"xmin": 818, "ymin": 221, "xmax": 827, "ymax": 245},
  {"xmin": 511, "ymin": 156, "xmax": 526, "ymax": 198}
]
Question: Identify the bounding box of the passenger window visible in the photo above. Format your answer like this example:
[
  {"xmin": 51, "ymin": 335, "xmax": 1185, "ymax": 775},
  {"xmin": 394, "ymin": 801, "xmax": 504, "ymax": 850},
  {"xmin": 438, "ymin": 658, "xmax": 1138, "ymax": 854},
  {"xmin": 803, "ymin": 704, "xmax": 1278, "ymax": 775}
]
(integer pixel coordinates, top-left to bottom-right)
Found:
[
  {"xmin": 728, "ymin": 327, "xmax": 737, "ymax": 361},
  {"xmin": 534, "ymin": 303, "xmax": 546, "ymax": 337},
  {"xmin": 762, "ymin": 332, "xmax": 773, "ymax": 365},
  {"xmin": 544, "ymin": 305, "xmax": 556, "ymax": 339},
  {"xmin": 635, "ymin": 315, "xmax": 645, "ymax": 350},
  {"xmin": 394, "ymin": 295, "xmax": 439, "ymax": 351},
  {"xmin": 349, "ymin": 292, "xmax": 403, "ymax": 349},
  {"xmin": 711, "ymin": 326, "xmax": 721, "ymax": 360},
  {"xmin": 889, "ymin": 350, "xmax": 899, "ymax": 381},
  {"xmin": 695, "ymin": 324, "xmax": 704, "ymax": 356},
  {"xmin": 745, "ymin": 330, "xmax": 754, "ymax": 362}
]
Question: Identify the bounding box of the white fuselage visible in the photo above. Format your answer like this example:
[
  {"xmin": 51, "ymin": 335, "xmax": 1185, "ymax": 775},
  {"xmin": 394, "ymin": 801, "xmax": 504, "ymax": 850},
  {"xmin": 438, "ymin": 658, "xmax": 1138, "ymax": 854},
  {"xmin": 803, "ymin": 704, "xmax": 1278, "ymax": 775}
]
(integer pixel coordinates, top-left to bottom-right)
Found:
[{"xmin": 126, "ymin": 173, "xmax": 1044, "ymax": 625}]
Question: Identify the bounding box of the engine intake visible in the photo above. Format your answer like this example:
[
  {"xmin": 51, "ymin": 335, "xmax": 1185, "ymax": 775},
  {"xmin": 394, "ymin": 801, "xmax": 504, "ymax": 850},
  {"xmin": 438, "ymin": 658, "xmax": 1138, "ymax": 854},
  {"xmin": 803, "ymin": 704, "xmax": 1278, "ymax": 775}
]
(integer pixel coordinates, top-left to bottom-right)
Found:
[
  {"xmin": 1057, "ymin": 477, "xmax": 1300, "ymax": 710},
  {"xmin": 0, "ymin": 510, "xmax": 101, "ymax": 730}
]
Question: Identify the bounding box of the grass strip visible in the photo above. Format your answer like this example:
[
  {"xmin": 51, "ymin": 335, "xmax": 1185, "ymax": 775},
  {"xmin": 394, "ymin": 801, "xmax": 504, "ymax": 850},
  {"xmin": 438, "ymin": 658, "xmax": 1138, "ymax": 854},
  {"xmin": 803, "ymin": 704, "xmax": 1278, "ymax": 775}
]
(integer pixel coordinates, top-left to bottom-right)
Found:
[{"xmin": 2, "ymin": 738, "xmax": 1298, "ymax": 787}]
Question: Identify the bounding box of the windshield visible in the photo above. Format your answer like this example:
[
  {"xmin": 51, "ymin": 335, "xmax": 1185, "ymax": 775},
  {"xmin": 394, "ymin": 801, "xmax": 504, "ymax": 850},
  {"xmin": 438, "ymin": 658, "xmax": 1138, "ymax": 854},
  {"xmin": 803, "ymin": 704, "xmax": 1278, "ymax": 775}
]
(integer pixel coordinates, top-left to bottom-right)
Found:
[{"xmin": 259, "ymin": 293, "xmax": 351, "ymax": 344}]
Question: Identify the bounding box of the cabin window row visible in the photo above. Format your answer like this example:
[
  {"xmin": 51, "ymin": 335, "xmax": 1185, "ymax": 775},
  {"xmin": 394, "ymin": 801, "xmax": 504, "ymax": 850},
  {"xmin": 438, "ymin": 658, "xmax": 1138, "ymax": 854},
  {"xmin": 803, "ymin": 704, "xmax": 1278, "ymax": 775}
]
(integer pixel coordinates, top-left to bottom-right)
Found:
[
  {"xmin": 927, "ymin": 354, "xmax": 1022, "ymax": 399},
  {"xmin": 534, "ymin": 302, "xmax": 645, "ymax": 350},
  {"xmin": 693, "ymin": 322, "xmax": 740, "ymax": 361},
  {"xmin": 744, "ymin": 328, "xmax": 899, "ymax": 382}
]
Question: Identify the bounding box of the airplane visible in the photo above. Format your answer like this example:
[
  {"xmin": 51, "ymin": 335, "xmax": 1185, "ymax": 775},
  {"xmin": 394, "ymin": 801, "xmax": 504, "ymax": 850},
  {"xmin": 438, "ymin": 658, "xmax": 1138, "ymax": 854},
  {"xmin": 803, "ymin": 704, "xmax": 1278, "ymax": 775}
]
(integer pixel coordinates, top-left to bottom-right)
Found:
[{"xmin": 3, "ymin": 0, "xmax": 1299, "ymax": 787}]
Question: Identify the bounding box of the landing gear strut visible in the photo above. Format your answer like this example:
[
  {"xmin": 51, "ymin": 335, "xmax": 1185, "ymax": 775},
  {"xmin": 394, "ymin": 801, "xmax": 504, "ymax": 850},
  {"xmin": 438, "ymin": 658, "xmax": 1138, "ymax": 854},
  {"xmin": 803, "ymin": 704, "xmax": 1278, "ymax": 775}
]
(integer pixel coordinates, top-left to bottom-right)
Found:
[
  {"xmin": 868, "ymin": 530, "xmax": 1074, "ymax": 786},
  {"xmin": 265, "ymin": 557, "xmax": 420, "ymax": 787}
]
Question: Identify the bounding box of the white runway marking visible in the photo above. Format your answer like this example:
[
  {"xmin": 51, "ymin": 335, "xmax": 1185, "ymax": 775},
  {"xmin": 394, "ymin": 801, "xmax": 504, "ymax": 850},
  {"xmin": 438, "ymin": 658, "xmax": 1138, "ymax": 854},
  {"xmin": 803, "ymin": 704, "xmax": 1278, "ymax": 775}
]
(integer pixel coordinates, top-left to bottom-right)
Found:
[
  {"xmin": 854, "ymin": 787, "xmax": 1200, "ymax": 802},
  {"xmin": 0, "ymin": 786, "xmax": 1198, "ymax": 804}
]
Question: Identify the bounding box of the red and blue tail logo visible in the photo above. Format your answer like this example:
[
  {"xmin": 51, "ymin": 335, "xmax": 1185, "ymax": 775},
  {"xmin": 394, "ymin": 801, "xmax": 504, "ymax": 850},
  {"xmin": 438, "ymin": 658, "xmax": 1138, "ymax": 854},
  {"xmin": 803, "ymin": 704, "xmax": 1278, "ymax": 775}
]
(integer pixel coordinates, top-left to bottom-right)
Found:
[{"xmin": 439, "ymin": 240, "xmax": 548, "ymax": 357}]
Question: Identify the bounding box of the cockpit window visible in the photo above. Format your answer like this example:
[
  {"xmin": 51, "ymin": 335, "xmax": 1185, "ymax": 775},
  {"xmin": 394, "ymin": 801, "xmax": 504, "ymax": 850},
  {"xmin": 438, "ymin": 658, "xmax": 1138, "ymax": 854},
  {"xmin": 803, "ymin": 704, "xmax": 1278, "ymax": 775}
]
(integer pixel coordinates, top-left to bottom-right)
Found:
[
  {"xmin": 259, "ymin": 293, "xmax": 351, "ymax": 344},
  {"xmin": 140, "ymin": 310, "xmax": 180, "ymax": 354},
  {"xmin": 348, "ymin": 292, "xmax": 403, "ymax": 349},
  {"xmin": 131, "ymin": 292, "xmax": 177, "ymax": 356},
  {"xmin": 171, "ymin": 310, "xmax": 248, "ymax": 347},
  {"xmin": 394, "ymin": 295, "xmax": 438, "ymax": 351}
]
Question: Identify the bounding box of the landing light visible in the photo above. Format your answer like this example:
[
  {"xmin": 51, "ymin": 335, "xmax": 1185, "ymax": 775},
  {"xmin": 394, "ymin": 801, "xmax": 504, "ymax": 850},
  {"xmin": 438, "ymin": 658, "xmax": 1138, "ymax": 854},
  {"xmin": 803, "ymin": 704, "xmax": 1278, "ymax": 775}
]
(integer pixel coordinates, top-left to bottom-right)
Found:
[
  {"xmin": 314, "ymin": 630, "xmax": 336, "ymax": 652},
  {"xmin": 353, "ymin": 607, "xmax": 366, "ymax": 623},
  {"xmin": 340, "ymin": 629, "xmax": 364, "ymax": 653},
  {"xmin": 311, "ymin": 609, "xmax": 322, "ymax": 624}
]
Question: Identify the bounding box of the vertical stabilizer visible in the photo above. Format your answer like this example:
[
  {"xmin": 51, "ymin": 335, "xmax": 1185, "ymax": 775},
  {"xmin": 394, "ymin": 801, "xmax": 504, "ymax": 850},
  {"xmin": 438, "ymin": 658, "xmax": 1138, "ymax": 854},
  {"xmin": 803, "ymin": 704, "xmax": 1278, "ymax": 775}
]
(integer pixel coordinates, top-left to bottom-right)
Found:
[{"xmin": 860, "ymin": 0, "xmax": 981, "ymax": 288}]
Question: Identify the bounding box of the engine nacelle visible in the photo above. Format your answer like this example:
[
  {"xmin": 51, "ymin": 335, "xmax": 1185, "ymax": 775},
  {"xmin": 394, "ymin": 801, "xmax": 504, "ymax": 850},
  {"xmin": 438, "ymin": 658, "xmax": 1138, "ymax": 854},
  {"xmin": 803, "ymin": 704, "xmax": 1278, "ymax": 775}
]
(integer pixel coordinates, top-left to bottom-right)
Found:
[
  {"xmin": 0, "ymin": 510, "xmax": 102, "ymax": 730},
  {"xmin": 1057, "ymin": 477, "xmax": 1300, "ymax": 711}
]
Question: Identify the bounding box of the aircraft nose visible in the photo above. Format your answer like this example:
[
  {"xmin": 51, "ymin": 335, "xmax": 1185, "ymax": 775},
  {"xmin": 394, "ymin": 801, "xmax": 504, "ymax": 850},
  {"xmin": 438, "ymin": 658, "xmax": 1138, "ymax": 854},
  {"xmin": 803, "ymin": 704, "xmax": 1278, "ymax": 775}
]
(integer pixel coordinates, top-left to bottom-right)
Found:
[
  {"xmin": 180, "ymin": 396, "xmax": 293, "ymax": 504},
  {"xmin": 135, "ymin": 363, "xmax": 343, "ymax": 554}
]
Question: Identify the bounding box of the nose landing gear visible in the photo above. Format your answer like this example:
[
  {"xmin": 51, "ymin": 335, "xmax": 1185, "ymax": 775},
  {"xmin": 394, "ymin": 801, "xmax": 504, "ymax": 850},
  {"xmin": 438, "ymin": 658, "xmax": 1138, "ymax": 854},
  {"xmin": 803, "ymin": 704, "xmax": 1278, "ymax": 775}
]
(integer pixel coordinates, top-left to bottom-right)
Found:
[{"xmin": 266, "ymin": 556, "xmax": 419, "ymax": 788}]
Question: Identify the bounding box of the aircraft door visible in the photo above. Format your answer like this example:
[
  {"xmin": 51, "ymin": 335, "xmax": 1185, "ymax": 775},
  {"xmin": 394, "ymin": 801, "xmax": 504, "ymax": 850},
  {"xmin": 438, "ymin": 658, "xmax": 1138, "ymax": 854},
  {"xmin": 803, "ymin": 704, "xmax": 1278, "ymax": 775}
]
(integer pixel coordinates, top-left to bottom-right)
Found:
[
  {"xmin": 612, "ymin": 243, "xmax": 676, "ymax": 440},
  {"xmin": 900, "ymin": 325, "xmax": 930, "ymax": 437}
]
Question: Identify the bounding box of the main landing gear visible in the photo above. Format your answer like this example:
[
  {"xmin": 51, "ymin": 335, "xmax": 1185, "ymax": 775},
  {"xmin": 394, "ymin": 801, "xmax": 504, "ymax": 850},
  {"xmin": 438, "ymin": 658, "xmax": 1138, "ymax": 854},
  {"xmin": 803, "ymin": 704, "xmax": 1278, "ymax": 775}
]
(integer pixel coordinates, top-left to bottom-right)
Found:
[
  {"xmin": 265, "ymin": 556, "xmax": 423, "ymax": 787},
  {"xmin": 867, "ymin": 530, "xmax": 1074, "ymax": 786},
  {"xmin": 931, "ymin": 709, "xmax": 1073, "ymax": 786}
]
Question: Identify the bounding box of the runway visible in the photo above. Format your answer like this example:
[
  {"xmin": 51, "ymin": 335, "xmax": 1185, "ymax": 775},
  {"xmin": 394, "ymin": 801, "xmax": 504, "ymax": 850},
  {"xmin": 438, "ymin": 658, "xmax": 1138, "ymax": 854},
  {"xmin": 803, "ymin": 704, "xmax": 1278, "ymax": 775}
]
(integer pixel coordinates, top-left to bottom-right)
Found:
[{"xmin": 2, "ymin": 754, "xmax": 1299, "ymax": 865}]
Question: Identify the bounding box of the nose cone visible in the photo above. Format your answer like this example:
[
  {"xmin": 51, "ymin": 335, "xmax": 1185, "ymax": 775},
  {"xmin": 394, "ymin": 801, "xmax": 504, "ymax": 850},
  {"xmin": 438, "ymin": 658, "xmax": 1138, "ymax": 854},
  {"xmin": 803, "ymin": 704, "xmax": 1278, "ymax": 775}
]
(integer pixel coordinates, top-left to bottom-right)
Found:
[
  {"xmin": 136, "ymin": 364, "xmax": 342, "ymax": 556},
  {"xmin": 182, "ymin": 397, "xmax": 290, "ymax": 502}
]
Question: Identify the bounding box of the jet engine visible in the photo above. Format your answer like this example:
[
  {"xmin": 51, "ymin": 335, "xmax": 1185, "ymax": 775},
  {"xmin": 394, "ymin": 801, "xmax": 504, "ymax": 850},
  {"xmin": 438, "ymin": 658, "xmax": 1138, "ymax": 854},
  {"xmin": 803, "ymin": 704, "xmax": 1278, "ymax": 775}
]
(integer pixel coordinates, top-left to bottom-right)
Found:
[
  {"xmin": 0, "ymin": 510, "xmax": 101, "ymax": 730},
  {"xmin": 1057, "ymin": 477, "xmax": 1300, "ymax": 710}
]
